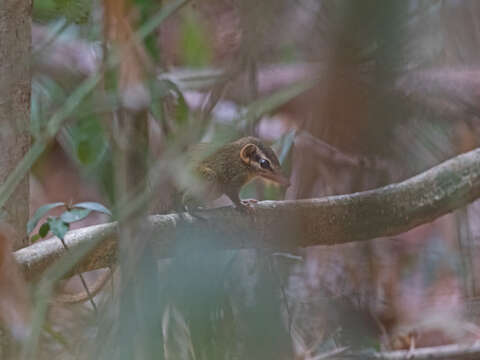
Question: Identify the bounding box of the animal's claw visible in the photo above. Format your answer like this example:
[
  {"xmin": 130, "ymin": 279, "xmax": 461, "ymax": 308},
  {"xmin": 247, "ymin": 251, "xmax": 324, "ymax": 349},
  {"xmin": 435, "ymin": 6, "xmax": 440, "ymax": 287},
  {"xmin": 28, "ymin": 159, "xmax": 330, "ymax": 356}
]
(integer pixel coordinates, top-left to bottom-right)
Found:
[
  {"xmin": 236, "ymin": 199, "xmax": 257, "ymax": 220},
  {"xmin": 241, "ymin": 198, "xmax": 258, "ymax": 206}
]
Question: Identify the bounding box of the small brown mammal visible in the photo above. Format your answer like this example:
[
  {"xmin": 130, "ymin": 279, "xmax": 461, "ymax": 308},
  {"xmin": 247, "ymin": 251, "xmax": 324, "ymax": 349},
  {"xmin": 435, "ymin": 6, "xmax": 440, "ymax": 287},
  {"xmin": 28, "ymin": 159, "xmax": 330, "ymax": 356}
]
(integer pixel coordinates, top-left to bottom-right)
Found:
[{"xmin": 183, "ymin": 136, "xmax": 290, "ymax": 213}]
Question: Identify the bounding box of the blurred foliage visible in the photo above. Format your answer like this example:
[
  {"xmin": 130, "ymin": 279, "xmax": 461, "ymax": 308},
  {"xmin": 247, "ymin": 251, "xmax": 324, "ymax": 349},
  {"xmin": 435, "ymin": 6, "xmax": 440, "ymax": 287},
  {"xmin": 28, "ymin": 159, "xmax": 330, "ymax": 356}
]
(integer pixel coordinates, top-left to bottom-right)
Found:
[
  {"xmin": 34, "ymin": 0, "xmax": 92, "ymax": 23},
  {"xmin": 21, "ymin": 0, "xmax": 480, "ymax": 358},
  {"xmin": 31, "ymin": 76, "xmax": 67, "ymax": 137},
  {"xmin": 133, "ymin": 0, "xmax": 162, "ymax": 61},
  {"xmin": 33, "ymin": 0, "xmax": 62, "ymax": 22},
  {"xmin": 54, "ymin": 0, "xmax": 92, "ymax": 24},
  {"xmin": 179, "ymin": 9, "xmax": 212, "ymax": 67},
  {"xmin": 65, "ymin": 114, "xmax": 108, "ymax": 167}
]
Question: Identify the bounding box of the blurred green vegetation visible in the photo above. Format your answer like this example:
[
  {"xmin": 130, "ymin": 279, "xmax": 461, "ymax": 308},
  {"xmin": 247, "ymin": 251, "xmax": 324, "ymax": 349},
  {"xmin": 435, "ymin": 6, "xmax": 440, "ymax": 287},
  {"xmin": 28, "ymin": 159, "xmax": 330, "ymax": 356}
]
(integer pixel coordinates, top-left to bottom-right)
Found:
[
  {"xmin": 34, "ymin": 0, "xmax": 92, "ymax": 23},
  {"xmin": 179, "ymin": 9, "xmax": 212, "ymax": 67}
]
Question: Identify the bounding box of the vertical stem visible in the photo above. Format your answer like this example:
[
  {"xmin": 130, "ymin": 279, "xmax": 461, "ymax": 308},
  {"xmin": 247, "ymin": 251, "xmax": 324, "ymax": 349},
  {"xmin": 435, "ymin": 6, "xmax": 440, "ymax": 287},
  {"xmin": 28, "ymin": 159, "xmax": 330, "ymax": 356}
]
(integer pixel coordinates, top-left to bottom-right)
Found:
[
  {"xmin": 58, "ymin": 238, "xmax": 98, "ymax": 314},
  {"xmin": 247, "ymin": 59, "xmax": 259, "ymax": 136},
  {"xmin": 456, "ymin": 208, "xmax": 476, "ymax": 297}
]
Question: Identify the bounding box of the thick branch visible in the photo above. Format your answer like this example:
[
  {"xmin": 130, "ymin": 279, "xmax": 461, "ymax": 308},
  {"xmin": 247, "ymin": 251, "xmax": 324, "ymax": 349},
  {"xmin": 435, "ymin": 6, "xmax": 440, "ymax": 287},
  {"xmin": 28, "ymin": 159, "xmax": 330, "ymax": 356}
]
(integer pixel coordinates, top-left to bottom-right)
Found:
[{"xmin": 15, "ymin": 147, "xmax": 480, "ymax": 280}]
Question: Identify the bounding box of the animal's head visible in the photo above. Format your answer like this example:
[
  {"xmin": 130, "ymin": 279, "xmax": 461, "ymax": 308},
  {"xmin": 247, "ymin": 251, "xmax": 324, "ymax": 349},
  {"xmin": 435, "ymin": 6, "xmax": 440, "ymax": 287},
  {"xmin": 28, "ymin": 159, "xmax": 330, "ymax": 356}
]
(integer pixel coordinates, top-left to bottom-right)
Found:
[{"xmin": 238, "ymin": 137, "xmax": 290, "ymax": 187}]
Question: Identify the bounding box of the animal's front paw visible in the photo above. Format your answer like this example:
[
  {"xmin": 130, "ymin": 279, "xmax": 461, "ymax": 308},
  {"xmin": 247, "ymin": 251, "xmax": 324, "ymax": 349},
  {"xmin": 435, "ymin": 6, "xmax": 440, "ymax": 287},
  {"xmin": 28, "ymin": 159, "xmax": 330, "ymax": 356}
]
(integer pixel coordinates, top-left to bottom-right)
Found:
[
  {"xmin": 184, "ymin": 205, "xmax": 208, "ymax": 221},
  {"xmin": 235, "ymin": 199, "xmax": 258, "ymax": 216}
]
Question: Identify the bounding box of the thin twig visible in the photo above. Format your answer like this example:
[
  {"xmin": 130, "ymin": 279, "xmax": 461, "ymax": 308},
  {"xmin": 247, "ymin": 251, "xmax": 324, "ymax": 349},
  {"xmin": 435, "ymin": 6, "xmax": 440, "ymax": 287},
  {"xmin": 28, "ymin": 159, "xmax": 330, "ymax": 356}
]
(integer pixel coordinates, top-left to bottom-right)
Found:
[
  {"xmin": 58, "ymin": 237, "xmax": 98, "ymax": 314},
  {"xmin": 268, "ymin": 255, "xmax": 293, "ymax": 335},
  {"xmin": 344, "ymin": 342, "xmax": 480, "ymax": 360}
]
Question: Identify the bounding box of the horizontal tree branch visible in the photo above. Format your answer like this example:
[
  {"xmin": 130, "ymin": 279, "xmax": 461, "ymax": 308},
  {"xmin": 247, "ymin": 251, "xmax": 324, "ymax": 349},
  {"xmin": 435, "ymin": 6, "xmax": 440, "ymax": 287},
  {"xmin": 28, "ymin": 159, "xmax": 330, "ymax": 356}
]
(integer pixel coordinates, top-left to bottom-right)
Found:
[{"xmin": 15, "ymin": 147, "xmax": 480, "ymax": 281}]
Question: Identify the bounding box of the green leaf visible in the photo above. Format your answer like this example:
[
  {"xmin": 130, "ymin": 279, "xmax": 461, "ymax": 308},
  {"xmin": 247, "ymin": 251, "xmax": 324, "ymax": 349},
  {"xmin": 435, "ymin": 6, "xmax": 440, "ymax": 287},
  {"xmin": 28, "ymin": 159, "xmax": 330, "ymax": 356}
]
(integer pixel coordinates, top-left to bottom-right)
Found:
[
  {"xmin": 67, "ymin": 114, "xmax": 108, "ymax": 167},
  {"xmin": 60, "ymin": 208, "xmax": 92, "ymax": 223},
  {"xmin": 175, "ymin": 90, "xmax": 189, "ymax": 126},
  {"xmin": 154, "ymin": 79, "xmax": 190, "ymax": 126},
  {"xmin": 47, "ymin": 217, "xmax": 69, "ymax": 240},
  {"xmin": 180, "ymin": 9, "xmax": 212, "ymax": 67},
  {"xmin": 54, "ymin": 0, "xmax": 92, "ymax": 24},
  {"xmin": 27, "ymin": 202, "xmax": 65, "ymax": 234},
  {"xmin": 39, "ymin": 222, "xmax": 51, "ymax": 238},
  {"xmin": 76, "ymin": 140, "xmax": 94, "ymax": 165},
  {"xmin": 30, "ymin": 234, "xmax": 41, "ymax": 243},
  {"xmin": 73, "ymin": 202, "xmax": 112, "ymax": 216}
]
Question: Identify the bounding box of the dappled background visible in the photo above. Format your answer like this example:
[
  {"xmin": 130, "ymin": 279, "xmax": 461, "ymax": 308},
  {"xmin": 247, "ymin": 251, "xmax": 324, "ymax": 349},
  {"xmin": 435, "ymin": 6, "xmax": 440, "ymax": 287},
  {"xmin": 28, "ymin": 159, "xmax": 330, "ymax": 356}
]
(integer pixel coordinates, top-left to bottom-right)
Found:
[{"xmin": 22, "ymin": 0, "xmax": 480, "ymax": 358}]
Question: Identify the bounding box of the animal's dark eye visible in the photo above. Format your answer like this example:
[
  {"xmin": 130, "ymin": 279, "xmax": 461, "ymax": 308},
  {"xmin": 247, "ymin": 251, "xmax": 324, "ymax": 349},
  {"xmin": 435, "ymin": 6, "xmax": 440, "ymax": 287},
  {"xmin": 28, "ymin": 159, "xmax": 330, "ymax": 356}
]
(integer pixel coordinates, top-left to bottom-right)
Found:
[{"xmin": 259, "ymin": 158, "xmax": 270, "ymax": 169}]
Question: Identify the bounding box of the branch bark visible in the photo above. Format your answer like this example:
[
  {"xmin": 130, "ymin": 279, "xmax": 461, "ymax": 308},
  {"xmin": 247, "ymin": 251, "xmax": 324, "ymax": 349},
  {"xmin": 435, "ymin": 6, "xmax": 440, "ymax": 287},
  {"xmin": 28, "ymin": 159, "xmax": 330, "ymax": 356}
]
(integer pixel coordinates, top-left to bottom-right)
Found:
[{"xmin": 15, "ymin": 147, "xmax": 480, "ymax": 281}]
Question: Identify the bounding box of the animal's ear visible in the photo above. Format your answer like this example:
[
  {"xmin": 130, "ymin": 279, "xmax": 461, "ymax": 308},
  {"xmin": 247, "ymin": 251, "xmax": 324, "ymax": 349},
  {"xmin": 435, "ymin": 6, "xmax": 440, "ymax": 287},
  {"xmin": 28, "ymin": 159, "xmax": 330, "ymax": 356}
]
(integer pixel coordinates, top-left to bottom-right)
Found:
[{"xmin": 240, "ymin": 143, "xmax": 258, "ymax": 164}]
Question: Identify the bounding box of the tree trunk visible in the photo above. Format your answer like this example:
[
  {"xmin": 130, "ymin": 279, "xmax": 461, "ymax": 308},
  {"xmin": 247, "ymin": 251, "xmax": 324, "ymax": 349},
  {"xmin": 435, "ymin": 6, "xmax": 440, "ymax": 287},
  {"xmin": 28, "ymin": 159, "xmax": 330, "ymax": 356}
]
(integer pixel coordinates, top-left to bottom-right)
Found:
[
  {"xmin": 0, "ymin": 1, "xmax": 31, "ymax": 356},
  {"xmin": 0, "ymin": 0, "xmax": 32, "ymax": 250}
]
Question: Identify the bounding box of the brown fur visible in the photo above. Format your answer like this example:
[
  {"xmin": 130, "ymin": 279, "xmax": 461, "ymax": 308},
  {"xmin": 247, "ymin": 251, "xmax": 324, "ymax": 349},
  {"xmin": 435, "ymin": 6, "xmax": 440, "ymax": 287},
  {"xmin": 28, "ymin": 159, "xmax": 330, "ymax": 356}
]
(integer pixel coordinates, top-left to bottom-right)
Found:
[{"xmin": 184, "ymin": 137, "xmax": 286, "ymax": 210}]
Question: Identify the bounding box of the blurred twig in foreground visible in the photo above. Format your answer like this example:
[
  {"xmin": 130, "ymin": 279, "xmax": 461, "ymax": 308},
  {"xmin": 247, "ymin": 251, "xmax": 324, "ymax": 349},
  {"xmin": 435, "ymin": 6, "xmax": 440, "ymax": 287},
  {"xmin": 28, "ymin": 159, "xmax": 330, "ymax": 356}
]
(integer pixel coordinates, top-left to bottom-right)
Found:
[{"xmin": 345, "ymin": 342, "xmax": 480, "ymax": 360}]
